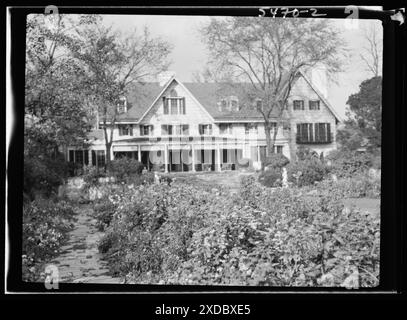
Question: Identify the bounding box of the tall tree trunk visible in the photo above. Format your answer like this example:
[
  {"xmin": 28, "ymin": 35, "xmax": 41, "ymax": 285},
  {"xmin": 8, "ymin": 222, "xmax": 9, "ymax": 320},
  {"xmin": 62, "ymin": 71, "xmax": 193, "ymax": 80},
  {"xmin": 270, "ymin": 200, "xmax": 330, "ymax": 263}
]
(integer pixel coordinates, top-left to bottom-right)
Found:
[{"xmin": 264, "ymin": 121, "xmax": 276, "ymax": 157}]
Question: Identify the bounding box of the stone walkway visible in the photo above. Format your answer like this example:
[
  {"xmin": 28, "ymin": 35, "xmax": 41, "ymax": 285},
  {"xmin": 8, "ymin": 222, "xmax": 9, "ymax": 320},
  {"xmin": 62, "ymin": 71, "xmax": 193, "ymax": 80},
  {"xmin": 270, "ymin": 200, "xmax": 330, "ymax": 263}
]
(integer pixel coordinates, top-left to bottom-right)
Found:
[{"xmin": 48, "ymin": 204, "xmax": 122, "ymax": 284}]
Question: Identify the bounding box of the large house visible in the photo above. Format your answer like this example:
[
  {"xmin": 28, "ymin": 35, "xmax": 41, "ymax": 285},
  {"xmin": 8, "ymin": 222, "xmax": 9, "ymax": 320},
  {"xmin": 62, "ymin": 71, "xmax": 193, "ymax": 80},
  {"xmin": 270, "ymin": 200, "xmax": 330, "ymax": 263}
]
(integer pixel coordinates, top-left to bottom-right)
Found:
[{"xmin": 67, "ymin": 71, "xmax": 341, "ymax": 172}]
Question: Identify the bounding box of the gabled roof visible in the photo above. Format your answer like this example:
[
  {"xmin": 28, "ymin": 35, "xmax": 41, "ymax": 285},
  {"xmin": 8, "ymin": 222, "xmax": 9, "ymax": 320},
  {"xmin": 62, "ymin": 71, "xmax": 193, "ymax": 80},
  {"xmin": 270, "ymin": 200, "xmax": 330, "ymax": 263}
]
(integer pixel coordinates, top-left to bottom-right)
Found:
[
  {"xmin": 298, "ymin": 71, "xmax": 342, "ymax": 123},
  {"xmin": 111, "ymin": 72, "xmax": 341, "ymax": 123}
]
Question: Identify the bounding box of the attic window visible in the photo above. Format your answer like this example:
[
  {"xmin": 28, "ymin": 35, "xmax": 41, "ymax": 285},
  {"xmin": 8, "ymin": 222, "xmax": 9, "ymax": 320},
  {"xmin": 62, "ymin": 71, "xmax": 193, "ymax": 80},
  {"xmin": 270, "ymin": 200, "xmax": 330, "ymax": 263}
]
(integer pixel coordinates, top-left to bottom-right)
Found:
[
  {"xmin": 220, "ymin": 99, "xmax": 227, "ymax": 112},
  {"xmin": 256, "ymin": 99, "xmax": 262, "ymax": 109},
  {"xmin": 117, "ymin": 97, "xmax": 127, "ymax": 113},
  {"xmin": 230, "ymin": 98, "xmax": 239, "ymax": 112}
]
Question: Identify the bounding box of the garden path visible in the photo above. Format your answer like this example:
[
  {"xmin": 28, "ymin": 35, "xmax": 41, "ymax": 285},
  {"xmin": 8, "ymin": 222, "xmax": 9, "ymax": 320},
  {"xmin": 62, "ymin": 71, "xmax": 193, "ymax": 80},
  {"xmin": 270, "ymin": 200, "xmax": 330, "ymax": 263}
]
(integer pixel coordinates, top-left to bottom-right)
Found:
[{"xmin": 48, "ymin": 204, "xmax": 122, "ymax": 283}]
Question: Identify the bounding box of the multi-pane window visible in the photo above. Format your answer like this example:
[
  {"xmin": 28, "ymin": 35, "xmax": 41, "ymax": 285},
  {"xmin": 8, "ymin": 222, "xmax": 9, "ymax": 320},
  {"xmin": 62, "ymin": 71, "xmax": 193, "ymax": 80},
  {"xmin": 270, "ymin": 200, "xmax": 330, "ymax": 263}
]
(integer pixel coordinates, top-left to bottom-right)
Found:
[
  {"xmin": 296, "ymin": 123, "xmax": 331, "ymax": 143},
  {"xmin": 230, "ymin": 99, "xmax": 239, "ymax": 111},
  {"xmin": 256, "ymin": 99, "xmax": 263, "ymax": 110},
  {"xmin": 140, "ymin": 125, "xmax": 153, "ymax": 136},
  {"xmin": 118, "ymin": 124, "xmax": 133, "ymax": 136},
  {"xmin": 117, "ymin": 97, "xmax": 127, "ymax": 113},
  {"xmin": 163, "ymin": 97, "xmax": 186, "ymax": 115},
  {"xmin": 245, "ymin": 123, "xmax": 258, "ymax": 134},
  {"xmin": 161, "ymin": 124, "xmax": 173, "ymax": 135},
  {"xmin": 97, "ymin": 150, "xmax": 106, "ymax": 167},
  {"xmin": 69, "ymin": 150, "xmax": 88, "ymax": 165},
  {"xmin": 219, "ymin": 123, "xmax": 233, "ymax": 135},
  {"xmin": 309, "ymin": 100, "xmax": 320, "ymax": 110},
  {"xmin": 275, "ymin": 145, "xmax": 283, "ymax": 154},
  {"xmin": 199, "ymin": 124, "xmax": 213, "ymax": 135},
  {"xmin": 293, "ymin": 100, "xmax": 305, "ymax": 110},
  {"xmin": 171, "ymin": 98, "xmax": 178, "ymax": 114},
  {"xmin": 162, "ymin": 124, "xmax": 189, "ymax": 136}
]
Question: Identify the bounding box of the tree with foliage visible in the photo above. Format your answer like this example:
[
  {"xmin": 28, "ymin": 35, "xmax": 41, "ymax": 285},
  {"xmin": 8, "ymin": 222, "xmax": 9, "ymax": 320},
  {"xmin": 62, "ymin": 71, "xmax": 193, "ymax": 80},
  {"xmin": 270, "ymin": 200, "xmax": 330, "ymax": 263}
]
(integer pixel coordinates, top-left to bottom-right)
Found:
[
  {"xmin": 338, "ymin": 76, "xmax": 382, "ymax": 151},
  {"xmin": 24, "ymin": 14, "xmax": 100, "ymax": 197},
  {"xmin": 200, "ymin": 17, "xmax": 345, "ymax": 156},
  {"xmin": 71, "ymin": 25, "xmax": 172, "ymax": 166}
]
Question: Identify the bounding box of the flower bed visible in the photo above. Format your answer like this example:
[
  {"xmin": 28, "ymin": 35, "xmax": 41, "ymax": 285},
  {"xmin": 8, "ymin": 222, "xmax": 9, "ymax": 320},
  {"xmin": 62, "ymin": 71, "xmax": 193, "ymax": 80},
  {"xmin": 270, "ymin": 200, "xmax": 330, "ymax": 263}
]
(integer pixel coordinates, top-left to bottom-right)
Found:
[
  {"xmin": 22, "ymin": 199, "xmax": 76, "ymax": 281},
  {"xmin": 98, "ymin": 177, "xmax": 380, "ymax": 287}
]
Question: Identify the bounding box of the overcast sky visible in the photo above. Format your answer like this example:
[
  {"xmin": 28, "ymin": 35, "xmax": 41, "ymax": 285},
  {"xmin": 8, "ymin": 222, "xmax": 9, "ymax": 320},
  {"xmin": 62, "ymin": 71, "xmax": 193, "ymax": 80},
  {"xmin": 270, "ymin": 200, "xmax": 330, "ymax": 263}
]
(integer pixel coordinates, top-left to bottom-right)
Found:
[{"xmin": 102, "ymin": 15, "xmax": 382, "ymax": 119}]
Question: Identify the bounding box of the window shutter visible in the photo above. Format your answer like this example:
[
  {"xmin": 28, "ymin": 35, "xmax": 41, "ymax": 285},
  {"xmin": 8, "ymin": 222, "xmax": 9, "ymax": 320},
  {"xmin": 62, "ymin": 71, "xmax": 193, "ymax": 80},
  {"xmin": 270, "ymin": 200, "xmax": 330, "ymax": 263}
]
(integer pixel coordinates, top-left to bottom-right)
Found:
[
  {"xmin": 181, "ymin": 97, "xmax": 186, "ymax": 114},
  {"xmin": 315, "ymin": 123, "xmax": 320, "ymax": 142},
  {"xmin": 199, "ymin": 124, "xmax": 203, "ymax": 135},
  {"xmin": 296, "ymin": 124, "xmax": 301, "ymax": 141},
  {"xmin": 129, "ymin": 124, "xmax": 133, "ymax": 136},
  {"xmin": 84, "ymin": 150, "xmax": 89, "ymax": 165},
  {"xmin": 91, "ymin": 150, "xmax": 96, "ymax": 166},
  {"xmin": 309, "ymin": 123, "xmax": 313, "ymax": 142},
  {"xmin": 319, "ymin": 123, "xmax": 325, "ymax": 141},
  {"xmin": 163, "ymin": 97, "xmax": 168, "ymax": 114},
  {"xmin": 140, "ymin": 126, "xmax": 143, "ymax": 136},
  {"xmin": 327, "ymin": 123, "xmax": 331, "ymax": 142},
  {"xmin": 150, "ymin": 125, "xmax": 154, "ymax": 135},
  {"xmin": 118, "ymin": 125, "xmax": 123, "ymax": 136},
  {"xmin": 69, "ymin": 150, "xmax": 74, "ymax": 162}
]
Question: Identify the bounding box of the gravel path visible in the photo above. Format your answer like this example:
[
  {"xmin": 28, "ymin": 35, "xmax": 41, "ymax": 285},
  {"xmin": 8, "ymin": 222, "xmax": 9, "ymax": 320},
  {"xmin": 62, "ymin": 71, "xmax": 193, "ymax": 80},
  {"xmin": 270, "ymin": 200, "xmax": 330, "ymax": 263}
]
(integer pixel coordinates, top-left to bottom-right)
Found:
[{"xmin": 48, "ymin": 204, "xmax": 122, "ymax": 284}]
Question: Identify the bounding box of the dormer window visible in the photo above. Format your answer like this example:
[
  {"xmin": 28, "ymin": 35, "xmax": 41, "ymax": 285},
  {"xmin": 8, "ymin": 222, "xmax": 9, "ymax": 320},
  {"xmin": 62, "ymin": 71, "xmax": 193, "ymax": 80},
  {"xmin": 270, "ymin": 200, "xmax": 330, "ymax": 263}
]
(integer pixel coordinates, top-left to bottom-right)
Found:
[
  {"xmin": 230, "ymin": 97, "xmax": 239, "ymax": 112},
  {"xmin": 219, "ymin": 96, "xmax": 239, "ymax": 112},
  {"xmin": 256, "ymin": 99, "xmax": 263, "ymax": 110},
  {"xmin": 163, "ymin": 93, "xmax": 186, "ymax": 115},
  {"xmin": 117, "ymin": 97, "xmax": 127, "ymax": 113}
]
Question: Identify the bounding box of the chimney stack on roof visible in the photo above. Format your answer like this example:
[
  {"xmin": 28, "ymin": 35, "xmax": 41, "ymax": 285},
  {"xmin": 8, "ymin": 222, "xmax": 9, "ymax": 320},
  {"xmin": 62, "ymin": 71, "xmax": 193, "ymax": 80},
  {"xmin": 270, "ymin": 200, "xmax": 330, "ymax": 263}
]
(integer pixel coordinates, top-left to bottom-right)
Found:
[{"xmin": 157, "ymin": 71, "xmax": 176, "ymax": 87}]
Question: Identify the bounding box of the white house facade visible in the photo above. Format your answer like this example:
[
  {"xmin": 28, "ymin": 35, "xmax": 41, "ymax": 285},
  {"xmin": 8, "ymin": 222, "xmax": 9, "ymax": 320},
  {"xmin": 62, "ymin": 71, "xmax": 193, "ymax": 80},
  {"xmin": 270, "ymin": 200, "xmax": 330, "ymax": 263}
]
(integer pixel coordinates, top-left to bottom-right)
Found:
[{"xmin": 67, "ymin": 72, "xmax": 341, "ymax": 172}]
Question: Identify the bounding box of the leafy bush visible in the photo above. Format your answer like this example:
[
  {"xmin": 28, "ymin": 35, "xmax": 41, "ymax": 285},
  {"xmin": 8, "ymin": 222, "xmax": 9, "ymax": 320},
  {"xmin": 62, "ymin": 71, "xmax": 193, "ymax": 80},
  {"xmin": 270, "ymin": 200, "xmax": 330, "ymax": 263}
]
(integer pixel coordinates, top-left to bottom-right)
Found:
[
  {"xmin": 287, "ymin": 158, "xmax": 329, "ymax": 187},
  {"xmin": 262, "ymin": 153, "xmax": 289, "ymax": 169},
  {"xmin": 296, "ymin": 146, "xmax": 320, "ymax": 161},
  {"xmin": 327, "ymin": 150, "xmax": 373, "ymax": 178},
  {"xmin": 107, "ymin": 158, "xmax": 144, "ymax": 183},
  {"xmin": 93, "ymin": 197, "xmax": 117, "ymax": 231},
  {"xmin": 98, "ymin": 180, "xmax": 380, "ymax": 287},
  {"xmin": 22, "ymin": 199, "xmax": 76, "ymax": 281},
  {"xmin": 314, "ymin": 174, "xmax": 381, "ymax": 199},
  {"xmin": 24, "ymin": 155, "xmax": 69, "ymax": 200},
  {"xmin": 258, "ymin": 168, "xmax": 282, "ymax": 187},
  {"xmin": 82, "ymin": 165, "xmax": 105, "ymax": 189}
]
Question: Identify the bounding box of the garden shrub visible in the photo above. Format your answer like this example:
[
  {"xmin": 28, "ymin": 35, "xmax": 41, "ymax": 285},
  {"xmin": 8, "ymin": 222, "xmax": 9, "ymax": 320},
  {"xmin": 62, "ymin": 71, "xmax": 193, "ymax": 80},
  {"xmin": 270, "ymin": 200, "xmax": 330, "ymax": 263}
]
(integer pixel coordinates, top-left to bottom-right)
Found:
[
  {"xmin": 93, "ymin": 197, "xmax": 117, "ymax": 231},
  {"xmin": 98, "ymin": 180, "xmax": 380, "ymax": 287},
  {"xmin": 82, "ymin": 165, "xmax": 105, "ymax": 189},
  {"xmin": 287, "ymin": 158, "xmax": 329, "ymax": 187},
  {"xmin": 296, "ymin": 146, "xmax": 320, "ymax": 161},
  {"xmin": 258, "ymin": 168, "xmax": 282, "ymax": 187},
  {"xmin": 262, "ymin": 153, "xmax": 289, "ymax": 169},
  {"xmin": 327, "ymin": 150, "xmax": 373, "ymax": 178},
  {"xmin": 107, "ymin": 158, "xmax": 144, "ymax": 183},
  {"xmin": 24, "ymin": 155, "xmax": 69, "ymax": 200},
  {"xmin": 22, "ymin": 198, "xmax": 76, "ymax": 281},
  {"xmin": 314, "ymin": 174, "xmax": 381, "ymax": 199}
]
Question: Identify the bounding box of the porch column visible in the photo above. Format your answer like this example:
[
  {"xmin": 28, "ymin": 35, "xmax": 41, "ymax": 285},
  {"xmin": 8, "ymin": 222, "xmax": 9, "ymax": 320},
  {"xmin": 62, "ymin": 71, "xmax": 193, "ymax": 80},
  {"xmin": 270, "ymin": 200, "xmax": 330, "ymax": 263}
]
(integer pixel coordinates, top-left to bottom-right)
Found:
[
  {"xmin": 138, "ymin": 144, "xmax": 141, "ymax": 162},
  {"xmin": 164, "ymin": 144, "xmax": 169, "ymax": 173},
  {"xmin": 216, "ymin": 144, "xmax": 221, "ymax": 172},
  {"xmin": 110, "ymin": 146, "xmax": 114, "ymax": 161},
  {"xmin": 257, "ymin": 145, "xmax": 261, "ymax": 162},
  {"xmin": 191, "ymin": 144, "xmax": 196, "ymax": 172},
  {"xmin": 88, "ymin": 150, "xmax": 92, "ymax": 166}
]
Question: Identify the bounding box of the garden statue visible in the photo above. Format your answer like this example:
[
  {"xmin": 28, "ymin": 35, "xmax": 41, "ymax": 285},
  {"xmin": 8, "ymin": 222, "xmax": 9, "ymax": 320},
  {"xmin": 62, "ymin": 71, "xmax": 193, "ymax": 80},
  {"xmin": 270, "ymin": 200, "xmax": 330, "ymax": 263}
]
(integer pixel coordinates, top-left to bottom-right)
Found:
[
  {"xmin": 154, "ymin": 171, "xmax": 160, "ymax": 184},
  {"xmin": 253, "ymin": 161, "xmax": 262, "ymax": 171},
  {"xmin": 282, "ymin": 167, "xmax": 288, "ymax": 188}
]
